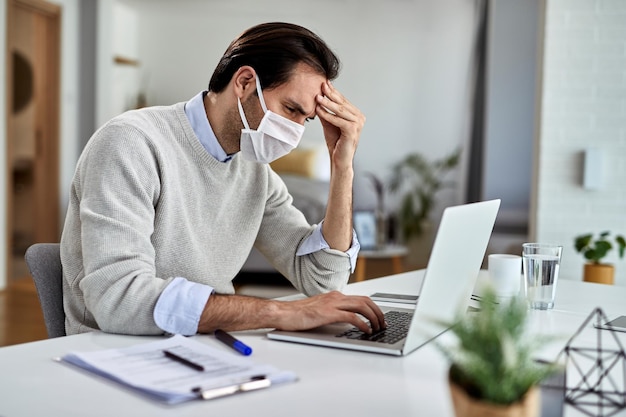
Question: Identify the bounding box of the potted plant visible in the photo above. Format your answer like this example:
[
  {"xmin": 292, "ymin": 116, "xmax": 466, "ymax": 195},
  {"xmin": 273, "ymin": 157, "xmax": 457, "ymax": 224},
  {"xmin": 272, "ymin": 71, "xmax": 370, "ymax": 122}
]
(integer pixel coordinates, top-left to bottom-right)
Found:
[
  {"xmin": 435, "ymin": 288, "xmax": 556, "ymax": 417},
  {"xmin": 388, "ymin": 148, "xmax": 461, "ymax": 240},
  {"xmin": 574, "ymin": 231, "xmax": 626, "ymax": 285},
  {"xmin": 387, "ymin": 148, "xmax": 461, "ymax": 268}
]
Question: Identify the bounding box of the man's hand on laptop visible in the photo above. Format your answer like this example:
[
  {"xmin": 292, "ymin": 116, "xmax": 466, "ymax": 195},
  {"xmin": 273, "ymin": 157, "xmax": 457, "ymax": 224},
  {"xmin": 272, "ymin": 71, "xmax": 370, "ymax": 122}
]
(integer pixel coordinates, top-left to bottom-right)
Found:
[
  {"xmin": 197, "ymin": 292, "xmax": 386, "ymax": 334},
  {"xmin": 274, "ymin": 291, "xmax": 386, "ymax": 334}
]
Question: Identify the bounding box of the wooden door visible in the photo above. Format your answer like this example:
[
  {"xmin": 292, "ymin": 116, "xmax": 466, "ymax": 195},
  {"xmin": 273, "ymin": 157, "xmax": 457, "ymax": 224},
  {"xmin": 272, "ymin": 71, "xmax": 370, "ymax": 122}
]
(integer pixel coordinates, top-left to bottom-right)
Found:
[{"xmin": 6, "ymin": 0, "xmax": 61, "ymax": 280}]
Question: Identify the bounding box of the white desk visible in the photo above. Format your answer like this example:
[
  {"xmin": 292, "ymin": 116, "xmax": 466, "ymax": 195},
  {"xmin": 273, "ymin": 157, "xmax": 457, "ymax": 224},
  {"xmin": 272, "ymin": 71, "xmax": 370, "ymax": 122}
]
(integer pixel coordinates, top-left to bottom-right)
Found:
[{"xmin": 1, "ymin": 271, "xmax": 625, "ymax": 417}]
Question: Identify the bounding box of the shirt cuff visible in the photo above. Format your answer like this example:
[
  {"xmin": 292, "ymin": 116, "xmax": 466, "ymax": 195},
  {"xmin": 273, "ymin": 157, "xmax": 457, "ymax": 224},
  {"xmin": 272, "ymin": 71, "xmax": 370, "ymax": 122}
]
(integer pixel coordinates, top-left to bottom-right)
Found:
[
  {"xmin": 154, "ymin": 277, "xmax": 213, "ymax": 335},
  {"xmin": 296, "ymin": 221, "xmax": 361, "ymax": 272}
]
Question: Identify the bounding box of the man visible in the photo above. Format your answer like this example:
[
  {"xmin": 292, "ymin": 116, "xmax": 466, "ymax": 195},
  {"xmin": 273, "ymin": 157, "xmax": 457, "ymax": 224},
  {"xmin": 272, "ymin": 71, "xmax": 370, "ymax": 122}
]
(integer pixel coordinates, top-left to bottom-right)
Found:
[{"xmin": 60, "ymin": 22, "xmax": 385, "ymax": 337}]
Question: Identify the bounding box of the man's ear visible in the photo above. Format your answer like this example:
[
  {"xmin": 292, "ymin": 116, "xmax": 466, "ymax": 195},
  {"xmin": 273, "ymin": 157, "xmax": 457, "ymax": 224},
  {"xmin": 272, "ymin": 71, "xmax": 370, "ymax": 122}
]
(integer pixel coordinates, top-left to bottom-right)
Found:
[{"xmin": 233, "ymin": 66, "xmax": 256, "ymax": 99}]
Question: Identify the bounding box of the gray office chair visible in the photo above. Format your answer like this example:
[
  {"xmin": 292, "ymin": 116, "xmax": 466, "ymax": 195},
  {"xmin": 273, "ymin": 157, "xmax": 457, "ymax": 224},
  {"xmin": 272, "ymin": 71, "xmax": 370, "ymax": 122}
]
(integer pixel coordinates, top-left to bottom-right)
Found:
[{"xmin": 24, "ymin": 243, "xmax": 66, "ymax": 338}]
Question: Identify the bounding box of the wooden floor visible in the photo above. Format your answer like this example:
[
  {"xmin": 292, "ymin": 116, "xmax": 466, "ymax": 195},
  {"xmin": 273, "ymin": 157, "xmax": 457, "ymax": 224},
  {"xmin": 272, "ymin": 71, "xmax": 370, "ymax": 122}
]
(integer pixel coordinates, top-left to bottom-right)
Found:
[{"xmin": 0, "ymin": 277, "xmax": 48, "ymax": 347}]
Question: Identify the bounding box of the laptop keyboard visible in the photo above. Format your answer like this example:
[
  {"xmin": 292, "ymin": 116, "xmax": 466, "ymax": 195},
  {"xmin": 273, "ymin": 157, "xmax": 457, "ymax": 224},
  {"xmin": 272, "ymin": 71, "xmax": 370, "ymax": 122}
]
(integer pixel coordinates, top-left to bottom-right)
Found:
[{"xmin": 335, "ymin": 311, "xmax": 412, "ymax": 345}]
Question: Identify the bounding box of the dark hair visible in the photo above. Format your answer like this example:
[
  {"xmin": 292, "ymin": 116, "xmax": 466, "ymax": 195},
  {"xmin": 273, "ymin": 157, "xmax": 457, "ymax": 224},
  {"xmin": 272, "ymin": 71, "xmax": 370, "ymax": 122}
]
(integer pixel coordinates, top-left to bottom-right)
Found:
[{"xmin": 208, "ymin": 22, "xmax": 340, "ymax": 93}]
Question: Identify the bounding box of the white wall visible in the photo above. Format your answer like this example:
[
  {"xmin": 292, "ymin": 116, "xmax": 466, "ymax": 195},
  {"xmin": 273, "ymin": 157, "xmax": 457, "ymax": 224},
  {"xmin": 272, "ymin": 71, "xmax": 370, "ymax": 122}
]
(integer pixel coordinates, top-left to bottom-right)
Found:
[
  {"xmin": 110, "ymin": 2, "xmax": 141, "ymax": 116},
  {"xmin": 95, "ymin": 0, "xmax": 112, "ymax": 127},
  {"xmin": 96, "ymin": 0, "xmax": 140, "ymax": 127},
  {"xmin": 119, "ymin": 0, "xmax": 478, "ymax": 215},
  {"xmin": 535, "ymin": 0, "xmax": 626, "ymax": 285},
  {"xmin": 48, "ymin": 0, "xmax": 81, "ymax": 234}
]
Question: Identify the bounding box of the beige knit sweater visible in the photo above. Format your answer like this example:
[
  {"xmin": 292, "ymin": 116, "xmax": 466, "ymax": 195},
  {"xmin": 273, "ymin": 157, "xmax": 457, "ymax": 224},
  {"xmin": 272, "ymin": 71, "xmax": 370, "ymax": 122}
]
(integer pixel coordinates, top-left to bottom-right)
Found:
[{"xmin": 60, "ymin": 103, "xmax": 351, "ymax": 335}]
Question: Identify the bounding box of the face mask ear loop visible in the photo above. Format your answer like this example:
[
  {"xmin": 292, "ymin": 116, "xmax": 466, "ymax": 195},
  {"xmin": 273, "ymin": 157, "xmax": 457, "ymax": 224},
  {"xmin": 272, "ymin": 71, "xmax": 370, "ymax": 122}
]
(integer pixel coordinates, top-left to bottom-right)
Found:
[
  {"xmin": 255, "ymin": 74, "xmax": 269, "ymax": 113},
  {"xmin": 237, "ymin": 98, "xmax": 251, "ymax": 130}
]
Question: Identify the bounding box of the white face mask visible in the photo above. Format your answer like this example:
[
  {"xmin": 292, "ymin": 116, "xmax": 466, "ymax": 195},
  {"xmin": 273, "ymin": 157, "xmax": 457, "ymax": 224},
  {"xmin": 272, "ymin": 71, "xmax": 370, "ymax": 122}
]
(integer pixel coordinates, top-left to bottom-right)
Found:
[{"xmin": 238, "ymin": 74, "xmax": 305, "ymax": 164}]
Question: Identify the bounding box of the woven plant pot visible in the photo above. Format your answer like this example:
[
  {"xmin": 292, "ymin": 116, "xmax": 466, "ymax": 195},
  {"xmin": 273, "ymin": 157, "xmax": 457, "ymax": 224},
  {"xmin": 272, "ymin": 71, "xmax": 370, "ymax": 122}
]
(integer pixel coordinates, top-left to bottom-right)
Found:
[{"xmin": 448, "ymin": 378, "xmax": 540, "ymax": 417}]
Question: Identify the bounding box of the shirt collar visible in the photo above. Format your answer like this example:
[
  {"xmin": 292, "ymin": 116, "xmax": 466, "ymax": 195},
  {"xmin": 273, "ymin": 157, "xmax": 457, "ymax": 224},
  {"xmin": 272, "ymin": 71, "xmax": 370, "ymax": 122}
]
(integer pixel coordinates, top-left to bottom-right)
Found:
[{"xmin": 184, "ymin": 91, "xmax": 232, "ymax": 162}]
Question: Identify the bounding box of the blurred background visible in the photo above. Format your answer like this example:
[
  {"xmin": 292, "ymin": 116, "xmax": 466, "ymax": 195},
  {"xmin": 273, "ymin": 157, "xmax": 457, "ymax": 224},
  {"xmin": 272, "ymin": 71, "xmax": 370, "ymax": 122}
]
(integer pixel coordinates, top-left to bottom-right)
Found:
[{"xmin": 1, "ymin": 0, "xmax": 625, "ymax": 345}]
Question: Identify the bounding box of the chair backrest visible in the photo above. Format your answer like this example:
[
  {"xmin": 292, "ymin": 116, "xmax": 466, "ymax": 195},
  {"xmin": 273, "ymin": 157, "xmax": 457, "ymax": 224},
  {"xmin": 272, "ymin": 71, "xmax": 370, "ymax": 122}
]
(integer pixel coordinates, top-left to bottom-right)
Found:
[{"xmin": 24, "ymin": 243, "xmax": 66, "ymax": 338}]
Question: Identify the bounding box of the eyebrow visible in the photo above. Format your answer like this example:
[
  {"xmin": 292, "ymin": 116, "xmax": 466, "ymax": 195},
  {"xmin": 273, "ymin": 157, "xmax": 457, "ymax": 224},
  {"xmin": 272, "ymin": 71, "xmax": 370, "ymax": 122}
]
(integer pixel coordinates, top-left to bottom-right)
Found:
[{"xmin": 285, "ymin": 99, "xmax": 317, "ymax": 120}]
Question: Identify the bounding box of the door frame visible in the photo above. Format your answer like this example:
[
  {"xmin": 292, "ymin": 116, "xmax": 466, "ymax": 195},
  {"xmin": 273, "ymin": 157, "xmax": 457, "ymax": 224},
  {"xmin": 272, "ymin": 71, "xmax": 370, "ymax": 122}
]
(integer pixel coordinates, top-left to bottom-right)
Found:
[{"xmin": 5, "ymin": 0, "xmax": 61, "ymax": 283}]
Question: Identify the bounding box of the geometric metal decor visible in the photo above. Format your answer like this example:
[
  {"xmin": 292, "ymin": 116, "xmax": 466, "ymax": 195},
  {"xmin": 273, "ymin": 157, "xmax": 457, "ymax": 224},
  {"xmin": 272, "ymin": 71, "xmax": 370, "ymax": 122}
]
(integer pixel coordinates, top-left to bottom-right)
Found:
[{"xmin": 555, "ymin": 308, "xmax": 626, "ymax": 417}]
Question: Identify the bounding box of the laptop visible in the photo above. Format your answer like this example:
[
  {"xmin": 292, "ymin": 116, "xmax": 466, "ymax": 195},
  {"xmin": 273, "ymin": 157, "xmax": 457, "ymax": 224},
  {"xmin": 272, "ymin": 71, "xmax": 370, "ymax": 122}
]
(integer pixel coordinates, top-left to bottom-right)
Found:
[{"xmin": 267, "ymin": 199, "xmax": 501, "ymax": 356}]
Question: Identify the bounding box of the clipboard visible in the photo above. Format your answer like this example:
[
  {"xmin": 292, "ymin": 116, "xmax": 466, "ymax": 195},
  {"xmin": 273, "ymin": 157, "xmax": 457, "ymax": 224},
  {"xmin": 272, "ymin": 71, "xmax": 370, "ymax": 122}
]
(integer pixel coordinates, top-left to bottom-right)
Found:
[
  {"xmin": 193, "ymin": 375, "xmax": 271, "ymax": 400},
  {"xmin": 57, "ymin": 334, "xmax": 297, "ymax": 404}
]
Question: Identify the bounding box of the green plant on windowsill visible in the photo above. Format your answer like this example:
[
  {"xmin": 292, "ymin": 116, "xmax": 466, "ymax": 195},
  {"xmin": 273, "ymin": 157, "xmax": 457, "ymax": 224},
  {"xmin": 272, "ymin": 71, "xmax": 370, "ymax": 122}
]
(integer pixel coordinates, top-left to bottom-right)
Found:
[
  {"xmin": 434, "ymin": 287, "xmax": 557, "ymax": 416},
  {"xmin": 574, "ymin": 231, "xmax": 625, "ymax": 265},
  {"xmin": 574, "ymin": 231, "xmax": 625, "ymax": 285}
]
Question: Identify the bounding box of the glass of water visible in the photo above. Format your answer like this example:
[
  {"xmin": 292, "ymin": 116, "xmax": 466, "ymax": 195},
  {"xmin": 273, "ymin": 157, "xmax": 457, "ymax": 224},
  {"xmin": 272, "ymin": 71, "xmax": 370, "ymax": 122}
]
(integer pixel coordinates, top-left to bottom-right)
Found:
[{"xmin": 522, "ymin": 243, "xmax": 563, "ymax": 310}]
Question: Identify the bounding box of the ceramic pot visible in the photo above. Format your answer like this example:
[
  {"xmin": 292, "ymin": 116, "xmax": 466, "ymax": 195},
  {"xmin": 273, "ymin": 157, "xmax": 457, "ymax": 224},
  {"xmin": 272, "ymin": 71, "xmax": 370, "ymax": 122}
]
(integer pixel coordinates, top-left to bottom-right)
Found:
[
  {"xmin": 448, "ymin": 379, "xmax": 540, "ymax": 417},
  {"xmin": 583, "ymin": 263, "xmax": 614, "ymax": 285}
]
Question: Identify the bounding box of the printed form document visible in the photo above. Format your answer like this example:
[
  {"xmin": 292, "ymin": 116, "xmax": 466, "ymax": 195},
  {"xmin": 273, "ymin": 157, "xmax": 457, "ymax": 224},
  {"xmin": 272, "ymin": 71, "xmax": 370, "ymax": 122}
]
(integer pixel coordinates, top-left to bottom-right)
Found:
[{"xmin": 58, "ymin": 334, "xmax": 297, "ymax": 404}]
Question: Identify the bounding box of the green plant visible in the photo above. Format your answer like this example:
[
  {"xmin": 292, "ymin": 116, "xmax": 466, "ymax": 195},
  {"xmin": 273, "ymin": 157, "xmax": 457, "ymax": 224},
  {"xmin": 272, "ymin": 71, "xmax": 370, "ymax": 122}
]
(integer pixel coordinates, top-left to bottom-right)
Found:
[
  {"xmin": 388, "ymin": 148, "xmax": 461, "ymax": 240},
  {"xmin": 574, "ymin": 231, "xmax": 626, "ymax": 264},
  {"xmin": 435, "ymin": 288, "xmax": 556, "ymax": 405}
]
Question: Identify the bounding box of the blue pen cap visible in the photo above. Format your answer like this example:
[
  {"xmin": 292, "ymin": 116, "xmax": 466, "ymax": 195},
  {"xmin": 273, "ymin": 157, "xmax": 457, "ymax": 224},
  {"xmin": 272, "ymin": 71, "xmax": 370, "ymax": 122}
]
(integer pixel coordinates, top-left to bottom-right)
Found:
[{"xmin": 233, "ymin": 341, "xmax": 252, "ymax": 356}]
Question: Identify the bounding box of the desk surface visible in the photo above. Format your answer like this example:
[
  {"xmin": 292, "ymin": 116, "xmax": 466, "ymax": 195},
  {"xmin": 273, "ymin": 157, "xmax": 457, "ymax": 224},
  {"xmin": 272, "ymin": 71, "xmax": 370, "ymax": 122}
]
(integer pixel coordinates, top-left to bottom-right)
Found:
[{"xmin": 1, "ymin": 271, "xmax": 625, "ymax": 417}]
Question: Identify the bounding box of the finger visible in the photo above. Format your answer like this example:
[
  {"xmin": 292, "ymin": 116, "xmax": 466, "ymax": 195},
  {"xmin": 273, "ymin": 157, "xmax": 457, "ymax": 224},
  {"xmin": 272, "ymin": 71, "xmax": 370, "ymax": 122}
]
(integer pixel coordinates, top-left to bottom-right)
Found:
[
  {"xmin": 316, "ymin": 105, "xmax": 363, "ymax": 143},
  {"xmin": 323, "ymin": 83, "xmax": 364, "ymax": 122},
  {"xmin": 337, "ymin": 311, "xmax": 373, "ymax": 334},
  {"xmin": 339, "ymin": 296, "xmax": 386, "ymax": 332},
  {"xmin": 356, "ymin": 297, "xmax": 387, "ymax": 331},
  {"xmin": 316, "ymin": 96, "xmax": 358, "ymax": 123},
  {"xmin": 316, "ymin": 104, "xmax": 350, "ymax": 132},
  {"xmin": 367, "ymin": 299, "xmax": 387, "ymax": 330},
  {"xmin": 322, "ymin": 81, "xmax": 353, "ymax": 109}
]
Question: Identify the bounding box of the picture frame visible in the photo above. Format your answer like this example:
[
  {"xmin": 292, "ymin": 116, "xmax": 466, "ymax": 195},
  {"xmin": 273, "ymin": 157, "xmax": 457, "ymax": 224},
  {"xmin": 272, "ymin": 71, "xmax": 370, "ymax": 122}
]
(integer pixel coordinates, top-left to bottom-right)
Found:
[{"xmin": 353, "ymin": 210, "xmax": 377, "ymax": 250}]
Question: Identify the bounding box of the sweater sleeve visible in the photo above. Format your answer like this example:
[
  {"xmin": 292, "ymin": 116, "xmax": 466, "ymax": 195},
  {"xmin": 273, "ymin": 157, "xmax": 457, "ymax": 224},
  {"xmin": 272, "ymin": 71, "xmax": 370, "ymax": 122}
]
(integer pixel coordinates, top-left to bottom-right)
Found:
[
  {"xmin": 296, "ymin": 222, "xmax": 361, "ymax": 273},
  {"xmin": 72, "ymin": 123, "xmax": 175, "ymax": 334}
]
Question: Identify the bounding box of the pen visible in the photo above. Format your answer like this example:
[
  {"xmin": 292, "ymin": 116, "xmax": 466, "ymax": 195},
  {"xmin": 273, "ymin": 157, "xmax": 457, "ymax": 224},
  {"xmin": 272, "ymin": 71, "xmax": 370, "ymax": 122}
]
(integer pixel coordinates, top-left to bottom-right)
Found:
[
  {"xmin": 163, "ymin": 349, "xmax": 205, "ymax": 371},
  {"xmin": 215, "ymin": 329, "xmax": 252, "ymax": 356}
]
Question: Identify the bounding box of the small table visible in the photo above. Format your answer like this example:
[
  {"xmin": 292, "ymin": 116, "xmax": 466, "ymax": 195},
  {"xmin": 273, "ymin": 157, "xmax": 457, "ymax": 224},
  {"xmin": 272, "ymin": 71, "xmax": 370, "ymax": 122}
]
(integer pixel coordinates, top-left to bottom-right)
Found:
[{"xmin": 354, "ymin": 244, "xmax": 408, "ymax": 282}]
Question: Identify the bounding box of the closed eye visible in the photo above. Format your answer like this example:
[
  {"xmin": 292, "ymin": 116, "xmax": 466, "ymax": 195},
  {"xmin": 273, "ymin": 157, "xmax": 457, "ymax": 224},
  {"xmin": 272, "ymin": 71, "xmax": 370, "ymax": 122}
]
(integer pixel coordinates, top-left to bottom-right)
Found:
[{"xmin": 284, "ymin": 101, "xmax": 316, "ymax": 122}]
